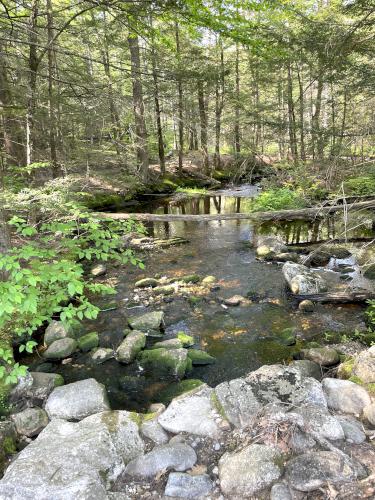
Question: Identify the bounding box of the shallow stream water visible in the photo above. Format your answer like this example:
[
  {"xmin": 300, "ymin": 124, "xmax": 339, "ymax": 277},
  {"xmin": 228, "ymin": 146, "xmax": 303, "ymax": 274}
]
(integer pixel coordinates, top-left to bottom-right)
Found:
[{"xmin": 32, "ymin": 186, "xmax": 374, "ymax": 411}]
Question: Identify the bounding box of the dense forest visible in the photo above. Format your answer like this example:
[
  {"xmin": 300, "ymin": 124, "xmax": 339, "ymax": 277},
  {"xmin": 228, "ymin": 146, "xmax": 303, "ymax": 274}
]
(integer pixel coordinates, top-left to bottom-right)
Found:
[
  {"xmin": 1, "ymin": 0, "xmax": 374, "ymax": 184},
  {"xmin": 0, "ymin": 2, "xmax": 375, "ymax": 498}
]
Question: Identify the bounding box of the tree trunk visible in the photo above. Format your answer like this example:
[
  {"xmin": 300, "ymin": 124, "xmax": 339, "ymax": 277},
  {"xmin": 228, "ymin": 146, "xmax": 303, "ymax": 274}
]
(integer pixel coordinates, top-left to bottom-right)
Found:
[
  {"xmin": 103, "ymin": 43, "xmax": 121, "ymax": 156},
  {"xmin": 26, "ymin": 0, "xmax": 39, "ymax": 167},
  {"xmin": 287, "ymin": 63, "xmax": 298, "ymax": 161},
  {"xmin": 297, "ymin": 64, "xmax": 306, "ymax": 161},
  {"xmin": 175, "ymin": 23, "xmax": 184, "ymax": 173},
  {"xmin": 214, "ymin": 39, "xmax": 224, "ymax": 169},
  {"xmin": 128, "ymin": 34, "xmax": 149, "ymax": 183},
  {"xmin": 312, "ymin": 65, "xmax": 324, "ymax": 161},
  {"xmin": 197, "ymin": 79, "xmax": 209, "ymax": 174},
  {"xmin": 234, "ymin": 42, "xmax": 241, "ymax": 154},
  {"xmin": 151, "ymin": 39, "xmax": 165, "ymax": 175},
  {"xmin": 47, "ymin": 0, "xmax": 59, "ymax": 177}
]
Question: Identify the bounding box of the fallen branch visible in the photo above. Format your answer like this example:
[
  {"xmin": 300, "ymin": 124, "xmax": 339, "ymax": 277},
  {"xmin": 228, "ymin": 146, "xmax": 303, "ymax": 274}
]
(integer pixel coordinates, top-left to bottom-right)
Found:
[{"xmin": 294, "ymin": 291, "xmax": 375, "ymax": 303}]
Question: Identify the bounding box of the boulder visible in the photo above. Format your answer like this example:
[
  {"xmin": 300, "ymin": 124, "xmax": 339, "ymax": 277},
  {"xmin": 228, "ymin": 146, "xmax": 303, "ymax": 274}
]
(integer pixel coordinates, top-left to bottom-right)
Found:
[
  {"xmin": 215, "ymin": 365, "xmax": 327, "ymax": 428},
  {"xmin": 125, "ymin": 442, "xmax": 196, "ymax": 478},
  {"xmin": 151, "ymin": 338, "xmax": 183, "ymax": 350},
  {"xmin": 90, "ymin": 264, "xmax": 107, "ymax": 277},
  {"xmin": 27, "ymin": 372, "xmax": 64, "ymax": 403},
  {"xmin": 77, "ymin": 332, "xmax": 99, "ymax": 352},
  {"xmin": 300, "ymin": 347, "xmax": 340, "ymax": 366},
  {"xmin": 0, "ymin": 411, "xmax": 144, "ymax": 499},
  {"xmin": 187, "ymin": 349, "xmax": 216, "ymax": 365},
  {"xmin": 158, "ymin": 387, "xmax": 225, "ymax": 438},
  {"xmin": 337, "ymin": 416, "xmax": 366, "ymax": 444},
  {"xmin": 286, "ymin": 451, "xmax": 357, "ymax": 492},
  {"xmin": 289, "ymin": 360, "xmax": 322, "ymax": 380},
  {"xmin": 271, "ymin": 483, "xmax": 292, "ymax": 500},
  {"xmin": 352, "ymin": 346, "xmax": 375, "ymax": 383},
  {"xmin": 282, "ymin": 262, "xmax": 328, "ymax": 294},
  {"xmin": 164, "ymin": 472, "xmax": 213, "ymax": 499},
  {"xmin": 43, "ymin": 338, "xmax": 77, "ymax": 359},
  {"xmin": 139, "ymin": 348, "xmax": 190, "ymax": 379},
  {"xmin": 274, "ymin": 252, "xmax": 299, "ymax": 263},
  {"xmin": 298, "ymin": 299, "xmax": 314, "ymax": 312},
  {"xmin": 202, "ymin": 275, "xmax": 216, "ymax": 285},
  {"xmin": 363, "ymin": 403, "xmax": 375, "ymax": 426},
  {"xmin": 140, "ymin": 418, "xmax": 169, "ymax": 445},
  {"xmin": 219, "ymin": 444, "xmax": 283, "ymax": 497},
  {"xmin": 128, "ymin": 311, "xmax": 165, "ymax": 333},
  {"xmin": 179, "ymin": 274, "xmax": 201, "ymax": 284},
  {"xmin": 294, "ymin": 405, "xmax": 344, "ymax": 441},
  {"xmin": 45, "ymin": 378, "xmax": 110, "ymax": 421},
  {"xmin": 322, "ymin": 378, "xmax": 371, "ymax": 416},
  {"xmin": 116, "ymin": 331, "xmax": 146, "ymax": 363},
  {"xmin": 153, "ymin": 285, "xmax": 175, "ymax": 295},
  {"xmin": 11, "ymin": 407, "xmax": 49, "ymax": 437},
  {"xmin": 224, "ymin": 295, "xmax": 244, "ymax": 306},
  {"xmin": 44, "ymin": 321, "xmax": 73, "ymax": 346},
  {"xmin": 91, "ymin": 348, "xmax": 114, "ymax": 364},
  {"xmin": 134, "ymin": 278, "xmax": 159, "ymax": 288}
]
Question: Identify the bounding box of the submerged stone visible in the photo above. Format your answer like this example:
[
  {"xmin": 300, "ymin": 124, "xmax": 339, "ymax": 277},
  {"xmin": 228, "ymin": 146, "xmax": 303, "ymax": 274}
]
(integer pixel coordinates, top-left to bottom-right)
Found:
[
  {"xmin": 151, "ymin": 338, "xmax": 183, "ymax": 350},
  {"xmin": 91, "ymin": 348, "xmax": 114, "ymax": 364},
  {"xmin": 364, "ymin": 264, "xmax": 375, "ymax": 280},
  {"xmin": 187, "ymin": 349, "xmax": 216, "ymax": 365},
  {"xmin": 139, "ymin": 348, "xmax": 190, "ymax": 379},
  {"xmin": 179, "ymin": 274, "xmax": 201, "ymax": 284},
  {"xmin": 158, "ymin": 379, "xmax": 205, "ymax": 404},
  {"xmin": 77, "ymin": 332, "xmax": 99, "ymax": 352},
  {"xmin": 298, "ymin": 299, "xmax": 314, "ymax": 312}
]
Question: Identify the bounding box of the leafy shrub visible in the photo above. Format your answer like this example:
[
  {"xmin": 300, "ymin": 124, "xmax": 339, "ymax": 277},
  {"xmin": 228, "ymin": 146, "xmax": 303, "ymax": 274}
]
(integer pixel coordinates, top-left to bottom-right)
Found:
[
  {"xmin": 0, "ymin": 206, "xmax": 145, "ymax": 383},
  {"xmin": 344, "ymin": 176, "xmax": 375, "ymax": 196},
  {"xmin": 366, "ymin": 300, "xmax": 375, "ymax": 330},
  {"xmin": 250, "ymin": 188, "xmax": 307, "ymax": 212}
]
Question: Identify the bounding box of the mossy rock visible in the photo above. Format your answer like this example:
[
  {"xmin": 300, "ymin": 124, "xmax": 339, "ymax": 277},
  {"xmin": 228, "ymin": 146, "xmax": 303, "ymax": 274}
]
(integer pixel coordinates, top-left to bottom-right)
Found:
[
  {"xmin": 187, "ymin": 350, "xmax": 216, "ymax": 365},
  {"xmin": 139, "ymin": 348, "xmax": 190, "ymax": 379},
  {"xmin": 188, "ymin": 296, "xmax": 202, "ymax": 307},
  {"xmin": 158, "ymin": 379, "xmax": 204, "ymax": 404},
  {"xmin": 153, "ymin": 285, "xmax": 175, "ymax": 296},
  {"xmin": 277, "ymin": 328, "xmax": 296, "ymax": 346},
  {"xmin": 151, "ymin": 338, "xmax": 183, "ymax": 350},
  {"xmin": 177, "ymin": 332, "xmax": 195, "ymax": 347},
  {"xmin": 77, "ymin": 332, "xmax": 99, "ymax": 352},
  {"xmin": 180, "ymin": 274, "xmax": 201, "ymax": 284},
  {"xmin": 337, "ymin": 358, "xmax": 355, "ymax": 379},
  {"xmin": 323, "ymin": 245, "xmax": 351, "ymax": 259},
  {"xmin": 135, "ymin": 278, "xmax": 159, "ymax": 288},
  {"xmin": 83, "ymin": 193, "xmax": 126, "ymax": 210}
]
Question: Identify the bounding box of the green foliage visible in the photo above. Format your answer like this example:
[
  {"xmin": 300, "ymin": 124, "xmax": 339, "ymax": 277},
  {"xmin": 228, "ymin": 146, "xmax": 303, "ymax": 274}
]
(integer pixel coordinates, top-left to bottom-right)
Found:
[
  {"xmin": 366, "ymin": 300, "xmax": 375, "ymax": 330},
  {"xmin": 344, "ymin": 176, "xmax": 375, "ymax": 196},
  {"xmin": 0, "ymin": 206, "xmax": 145, "ymax": 383},
  {"xmin": 249, "ymin": 188, "xmax": 307, "ymax": 212}
]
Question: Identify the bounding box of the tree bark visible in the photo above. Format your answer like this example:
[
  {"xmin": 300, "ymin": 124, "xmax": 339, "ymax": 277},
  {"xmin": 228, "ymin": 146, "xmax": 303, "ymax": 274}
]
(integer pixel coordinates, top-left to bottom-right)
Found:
[
  {"xmin": 151, "ymin": 36, "xmax": 165, "ymax": 175},
  {"xmin": 312, "ymin": 65, "xmax": 324, "ymax": 161},
  {"xmin": 128, "ymin": 34, "xmax": 149, "ymax": 183},
  {"xmin": 175, "ymin": 23, "xmax": 184, "ymax": 173},
  {"xmin": 234, "ymin": 42, "xmax": 241, "ymax": 154},
  {"xmin": 26, "ymin": 0, "xmax": 39, "ymax": 167},
  {"xmin": 214, "ymin": 39, "xmax": 225, "ymax": 169},
  {"xmin": 47, "ymin": 0, "xmax": 59, "ymax": 177},
  {"xmin": 297, "ymin": 64, "xmax": 306, "ymax": 161},
  {"xmin": 287, "ymin": 62, "xmax": 298, "ymax": 161},
  {"xmin": 197, "ymin": 79, "xmax": 209, "ymax": 174}
]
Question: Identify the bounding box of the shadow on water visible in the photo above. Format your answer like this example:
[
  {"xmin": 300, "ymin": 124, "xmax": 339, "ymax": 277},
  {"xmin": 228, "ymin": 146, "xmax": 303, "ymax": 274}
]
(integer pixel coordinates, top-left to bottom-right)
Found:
[{"xmin": 44, "ymin": 187, "xmax": 373, "ymax": 411}]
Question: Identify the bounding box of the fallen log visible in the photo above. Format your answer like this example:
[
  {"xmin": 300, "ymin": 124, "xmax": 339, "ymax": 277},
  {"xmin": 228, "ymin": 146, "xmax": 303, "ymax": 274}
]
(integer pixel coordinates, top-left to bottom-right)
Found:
[
  {"xmin": 94, "ymin": 199, "xmax": 375, "ymax": 223},
  {"xmin": 294, "ymin": 291, "xmax": 375, "ymax": 304}
]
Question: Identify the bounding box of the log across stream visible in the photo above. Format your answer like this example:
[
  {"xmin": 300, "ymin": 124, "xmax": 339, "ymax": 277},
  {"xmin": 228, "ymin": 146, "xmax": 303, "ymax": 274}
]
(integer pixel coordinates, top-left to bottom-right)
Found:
[{"xmin": 94, "ymin": 199, "xmax": 375, "ymax": 222}]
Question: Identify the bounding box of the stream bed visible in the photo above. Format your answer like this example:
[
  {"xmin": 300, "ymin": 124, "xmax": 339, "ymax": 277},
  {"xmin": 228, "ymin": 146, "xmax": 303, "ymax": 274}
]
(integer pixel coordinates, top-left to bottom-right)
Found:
[{"xmin": 29, "ymin": 186, "xmax": 374, "ymax": 411}]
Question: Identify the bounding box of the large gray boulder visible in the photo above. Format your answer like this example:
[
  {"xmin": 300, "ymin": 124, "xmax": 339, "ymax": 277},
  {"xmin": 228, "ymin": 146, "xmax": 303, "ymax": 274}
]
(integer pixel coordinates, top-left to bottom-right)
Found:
[
  {"xmin": 164, "ymin": 472, "xmax": 213, "ymax": 499},
  {"xmin": 45, "ymin": 378, "xmax": 110, "ymax": 421},
  {"xmin": 285, "ymin": 451, "xmax": 357, "ymax": 492},
  {"xmin": 140, "ymin": 418, "xmax": 169, "ymax": 445},
  {"xmin": 219, "ymin": 444, "xmax": 283, "ymax": 497},
  {"xmin": 44, "ymin": 321, "xmax": 73, "ymax": 346},
  {"xmin": 28, "ymin": 372, "xmax": 64, "ymax": 403},
  {"xmin": 0, "ymin": 411, "xmax": 144, "ymax": 499},
  {"xmin": 294, "ymin": 405, "xmax": 344, "ymax": 441},
  {"xmin": 282, "ymin": 262, "xmax": 328, "ymax": 294},
  {"xmin": 215, "ymin": 364, "xmax": 327, "ymax": 428},
  {"xmin": 322, "ymin": 378, "xmax": 371, "ymax": 416},
  {"xmin": 158, "ymin": 387, "xmax": 225, "ymax": 438},
  {"xmin": 116, "ymin": 330, "xmax": 146, "ymax": 363},
  {"xmin": 125, "ymin": 441, "xmax": 196, "ymax": 478}
]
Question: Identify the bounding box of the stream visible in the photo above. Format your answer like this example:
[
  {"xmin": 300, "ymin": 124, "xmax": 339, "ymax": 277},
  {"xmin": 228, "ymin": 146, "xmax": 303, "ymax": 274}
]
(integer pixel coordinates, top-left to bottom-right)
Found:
[{"xmin": 29, "ymin": 185, "xmax": 374, "ymax": 412}]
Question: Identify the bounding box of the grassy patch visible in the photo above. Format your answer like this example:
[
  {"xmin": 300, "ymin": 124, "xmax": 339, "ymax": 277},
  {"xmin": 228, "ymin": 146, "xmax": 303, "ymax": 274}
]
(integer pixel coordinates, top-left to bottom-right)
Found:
[{"xmin": 249, "ymin": 188, "xmax": 307, "ymax": 212}]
